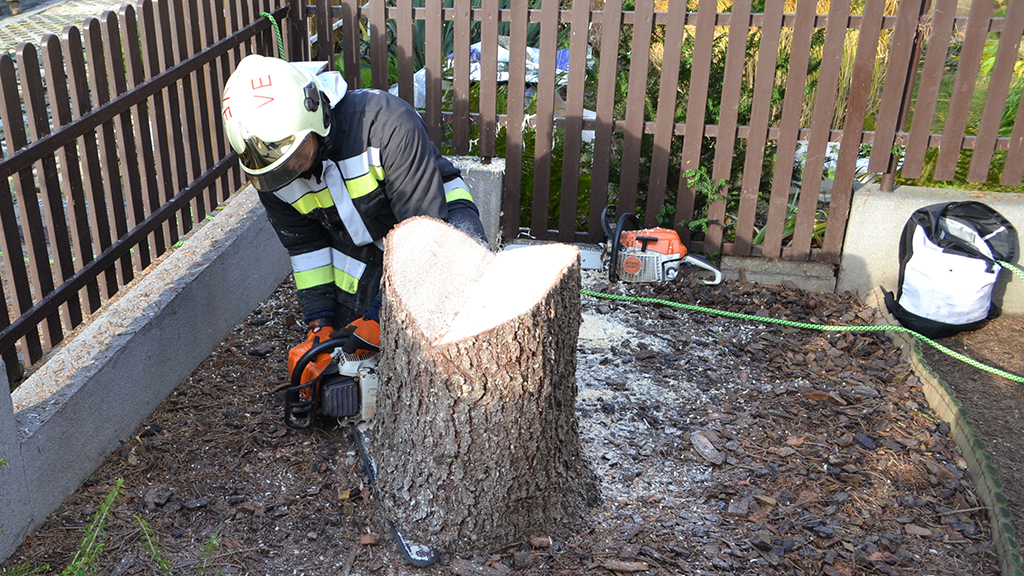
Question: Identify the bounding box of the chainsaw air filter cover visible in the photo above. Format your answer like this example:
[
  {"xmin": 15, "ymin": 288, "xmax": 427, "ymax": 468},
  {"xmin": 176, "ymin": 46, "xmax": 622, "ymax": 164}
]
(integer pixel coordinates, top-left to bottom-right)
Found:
[{"xmin": 323, "ymin": 374, "xmax": 360, "ymax": 418}]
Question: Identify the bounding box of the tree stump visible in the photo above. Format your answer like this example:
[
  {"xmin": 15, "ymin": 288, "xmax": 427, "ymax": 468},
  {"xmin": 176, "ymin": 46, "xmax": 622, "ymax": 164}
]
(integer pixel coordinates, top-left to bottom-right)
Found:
[{"xmin": 374, "ymin": 217, "xmax": 600, "ymax": 555}]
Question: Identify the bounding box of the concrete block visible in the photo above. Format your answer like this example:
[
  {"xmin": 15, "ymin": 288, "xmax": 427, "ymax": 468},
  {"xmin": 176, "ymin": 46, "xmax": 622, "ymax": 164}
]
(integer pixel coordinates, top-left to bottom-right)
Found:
[
  {"xmin": 450, "ymin": 156, "xmax": 504, "ymax": 251},
  {"xmin": 837, "ymin": 185, "xmax": 1024, "ymax": 316},
  {"xmin": 721, "ymin": 255, "xmax": 838, "ymax": 293},
  {"xmin": 0, "ymin": 363, "xmax": 32, "ymax": 562},
  {"xmin": 2, "ymin": 187, "xmax": 290, "ymax": 562}
]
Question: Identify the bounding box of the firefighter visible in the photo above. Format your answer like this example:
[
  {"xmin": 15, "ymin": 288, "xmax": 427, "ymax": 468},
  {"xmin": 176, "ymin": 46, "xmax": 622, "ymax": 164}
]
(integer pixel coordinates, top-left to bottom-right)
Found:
[{"xmin": 221, "ymin": 54, "xmax": 488, "ymax": 383}]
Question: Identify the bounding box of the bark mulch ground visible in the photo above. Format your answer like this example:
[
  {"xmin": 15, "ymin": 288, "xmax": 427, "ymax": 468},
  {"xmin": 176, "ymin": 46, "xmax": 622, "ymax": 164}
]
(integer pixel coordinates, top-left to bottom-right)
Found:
[{"xmin": 3, "ymin": 274, "xmax": 1017, "ymax": 576}]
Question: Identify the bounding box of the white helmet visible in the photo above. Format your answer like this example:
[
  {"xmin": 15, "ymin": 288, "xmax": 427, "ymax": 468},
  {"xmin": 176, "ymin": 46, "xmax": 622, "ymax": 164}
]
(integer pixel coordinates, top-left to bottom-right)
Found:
[{"xmin": 221, "ymin": 54, "xmax": 331, "ymax": 192}]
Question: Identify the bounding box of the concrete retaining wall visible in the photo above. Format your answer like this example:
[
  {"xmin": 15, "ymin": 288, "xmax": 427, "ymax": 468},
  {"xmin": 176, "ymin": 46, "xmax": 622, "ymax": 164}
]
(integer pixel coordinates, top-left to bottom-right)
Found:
[
  {"xmin": 0, "ymin": 188, "xmax": 292, "ymax": 562},
  {"xmin": 838, "ymin": 185, "xmax": 1024, "ymax": 316}
]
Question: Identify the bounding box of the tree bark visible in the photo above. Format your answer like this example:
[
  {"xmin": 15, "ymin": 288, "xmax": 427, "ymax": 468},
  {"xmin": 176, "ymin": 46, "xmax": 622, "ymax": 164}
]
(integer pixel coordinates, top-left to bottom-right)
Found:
[{"xmin": 374, "ymin": 217, "xmax": 600, "ymax": 555}]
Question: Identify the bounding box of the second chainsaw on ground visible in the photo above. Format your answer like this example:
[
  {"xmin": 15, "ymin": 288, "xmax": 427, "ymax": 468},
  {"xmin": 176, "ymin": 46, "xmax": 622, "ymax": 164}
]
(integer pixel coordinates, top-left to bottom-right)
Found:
[{"xmin": 602, "ymin": 206, "xmax": 722, "ymax": 285}]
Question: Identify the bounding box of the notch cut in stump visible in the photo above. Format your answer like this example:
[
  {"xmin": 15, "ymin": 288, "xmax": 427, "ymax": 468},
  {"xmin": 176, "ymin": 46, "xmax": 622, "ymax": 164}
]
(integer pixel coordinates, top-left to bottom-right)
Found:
[{"xmin": 375, "ymin": 217, "xmax": 600, "ymax": 555}]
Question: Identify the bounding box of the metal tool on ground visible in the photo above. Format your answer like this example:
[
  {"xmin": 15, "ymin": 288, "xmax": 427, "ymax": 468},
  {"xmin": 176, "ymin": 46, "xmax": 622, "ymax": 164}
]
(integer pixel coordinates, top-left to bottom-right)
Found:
[
  {"xmin": 602, "ymin": 205, "xmax": 722, "ymax": 285},
  {"xmin": 286, "ymin": 337, "xmax": 440, "ymax": 567}
]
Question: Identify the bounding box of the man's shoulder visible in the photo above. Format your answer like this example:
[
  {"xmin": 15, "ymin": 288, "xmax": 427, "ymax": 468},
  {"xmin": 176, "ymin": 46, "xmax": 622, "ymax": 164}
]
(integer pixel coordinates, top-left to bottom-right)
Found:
[{"xmin": 337, "ymin": 88, "xmax": 414, "ymax": 116}]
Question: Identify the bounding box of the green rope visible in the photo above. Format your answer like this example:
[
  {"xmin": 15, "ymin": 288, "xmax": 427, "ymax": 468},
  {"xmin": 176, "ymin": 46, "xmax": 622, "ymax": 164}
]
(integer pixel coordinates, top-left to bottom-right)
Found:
[
  {"xmin": 259, "ymin": 12, "xmax": 285, "ymax": 59},
  {"xmin": 581, "ymin": 285, "xmax": 1024, "ymax": 385},
  {"xmin": 999, "ymin": 260, "xmax": 1024, "ymax": 283}
]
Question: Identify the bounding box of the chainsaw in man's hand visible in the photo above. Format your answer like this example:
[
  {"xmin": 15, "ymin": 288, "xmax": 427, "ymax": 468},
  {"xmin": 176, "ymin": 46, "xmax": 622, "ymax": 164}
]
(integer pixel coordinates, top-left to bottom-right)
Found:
[{"xmin": 284, "ymin": 318, "xmax": 380, "ymax": 430}]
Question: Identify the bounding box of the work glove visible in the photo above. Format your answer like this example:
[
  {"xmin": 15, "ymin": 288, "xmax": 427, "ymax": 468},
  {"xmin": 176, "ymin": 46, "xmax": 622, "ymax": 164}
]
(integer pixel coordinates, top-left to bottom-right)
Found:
[
  {"xmin": 288, "ymin": 318, "xmax": 334, "ymax": 386},
  {"xmin": 335, "ymin": 316, "xmax": 381, "ymax": 355}
]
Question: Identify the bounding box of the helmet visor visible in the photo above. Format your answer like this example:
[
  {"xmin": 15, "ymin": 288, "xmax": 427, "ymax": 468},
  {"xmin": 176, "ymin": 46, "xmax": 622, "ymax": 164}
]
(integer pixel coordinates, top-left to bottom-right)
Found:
[{"xmin": 238, "ymin": 132, "xmax": 314, "ymax": 192}]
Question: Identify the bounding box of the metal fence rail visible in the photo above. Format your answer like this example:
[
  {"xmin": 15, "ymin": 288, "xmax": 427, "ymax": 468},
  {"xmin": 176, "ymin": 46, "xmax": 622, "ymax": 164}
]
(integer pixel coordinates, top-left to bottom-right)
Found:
[{"xmin": 0, "ymin": 0, "xmax": 292, "ymax": 383}]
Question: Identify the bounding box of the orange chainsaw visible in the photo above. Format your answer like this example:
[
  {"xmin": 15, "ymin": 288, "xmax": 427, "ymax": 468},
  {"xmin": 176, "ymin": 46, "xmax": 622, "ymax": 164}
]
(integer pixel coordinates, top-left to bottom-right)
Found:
[{"xmin": 602, "ymin": 206, "xmax": 722, "ymax": 285}]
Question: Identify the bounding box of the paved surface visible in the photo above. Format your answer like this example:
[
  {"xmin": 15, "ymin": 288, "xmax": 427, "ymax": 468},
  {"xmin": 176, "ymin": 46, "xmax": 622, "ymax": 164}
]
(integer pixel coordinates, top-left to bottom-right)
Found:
[{"xmin": 1, "ymin": 0, "xmax": 124, "ymax": 56}]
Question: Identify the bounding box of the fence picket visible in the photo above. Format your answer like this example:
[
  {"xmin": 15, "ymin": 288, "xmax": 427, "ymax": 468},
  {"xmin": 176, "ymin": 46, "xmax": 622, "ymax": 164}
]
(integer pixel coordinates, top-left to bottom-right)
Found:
[
  {"xmin": 760, "ymin": 0, "xmax": 816, "ymax": 258},
  {"xmin": 139, "ymin": 0, "xmax": 180, "ymax": 246},
  {"xmin": 41, "ymin": 34, "xmax": 101, "ymax": 313},
  {"xmin": 501, "ymin": 0, "xmax": 528, "ymax": 240},
  {"xmin": 791, "ymin": 0, "xmax": 850, "ymax": 261},
  {"xmin": 645, "ymin": 0, "xmax": 686, "ymax": 232},
  {"xmin": 19, "ymin": 42, "xmax": 81, "ymax": 332},
  {"xmin": 84, "ymin": 18, "xmax": 134, "ymax": 286},
  {"xmin": 198, "ymin": 0, "xmax": 228, "ymax": 205},
  {"xmin": 1004, "ymin": 92, "xmax": 1024, "ymax": 186},
  {"xmin": 733, "ymin": 0, "xmax": 783, "ymax": 256},
  {"xmin": 900, "ymin": 0, "xmax": 956, "ymax": 179},
  {"xmin": 477, "ymin": 0, "xmax": 498, "ymax": 159},
  {"xmin": 968, "ymin": 0, "xmax": 1024, "ymax": 183},
  {"xmin": 934, "ymin": 0, "xmax": 994, "ymax": 180},
  {"xmin": 617, "ymin": 0, "xmax": 654, "ymax": 220},
  {"xmin": 101, "ymin": 11, "xmax": 150, "ymax": 271},
  {"xmin": 395, "ymin": 0, "xmax": 415, "ymax": 106},
  {"xmin": 586, "ymin": 0, "xmax": 622, "ymax": 243},
  {"xmin": 368, "ymin": 0, "xmax": 387, "ymax": 90},
  {"xmin": 556, "ymin": 0, "xmax": 591, "ymax": 243},
  {"xmin": 424, "ymin": 0, "xmax": 443, "ymax": 145},
  {"xmin": 824, "ymin": 0, "xmax": 886, "ymax": 257},
  {"xmin": 0, "ymin": 54, "xmax": 45, "ymax": 363},
  {"xmin": 120, "ymin": 6, "xmax": 166, "ymax": 260},
  {"xmin": 154, "ymin": 0, "xmax": 192, "ymax": 238},
  {"xmin": 12, "ymin": 47, "xmax": 63, "ymax": 350},
  {"xmin": 171, "ymin": 1, "xmax": 208, "ymax": 224},
  {"xmin": 676, "ymin": 0, "xmax": 717, "ymax": 247},
  {"xmin": 528, "ymin": 0, "xmax": 561, "ymax": 240},
  {"xmin": 868, "ymin": 0, "xmax": 925, "ymax": 175},
  {"xmin": 64, "ymin": 26, "xmax": 119, "ymax": 300},
  {"xmin": 704, "ymin": 0, "xmax": 751, "ymax": 254},
  {"xmin": 452, "ymin": 0, "xmax": 471, "ymax": 154}
]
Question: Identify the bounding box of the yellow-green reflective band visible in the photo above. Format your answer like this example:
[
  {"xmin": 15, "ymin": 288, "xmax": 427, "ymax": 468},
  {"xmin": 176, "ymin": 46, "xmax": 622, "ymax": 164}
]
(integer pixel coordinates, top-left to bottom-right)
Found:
[
  {"xmin": 294, "ymin": 265, "xmax": 334, "ymax": 290},
  {"xmin": 369, "ymin": 165, "xmax": 385, "ymax": 181},
  {"xmin": 346, "ymin": 173, "xmax": 379, "ymax": 200},
  {"xmin": 334, "ymin": 269, "xmax": 359, "ymax": 294},
  {"xmin": 445, "ymin": 187, "xmax": 473, "ymax": 203},
  {"xmin": 291, "ymin": 190, "xmax": 335, "ymax": 214}
]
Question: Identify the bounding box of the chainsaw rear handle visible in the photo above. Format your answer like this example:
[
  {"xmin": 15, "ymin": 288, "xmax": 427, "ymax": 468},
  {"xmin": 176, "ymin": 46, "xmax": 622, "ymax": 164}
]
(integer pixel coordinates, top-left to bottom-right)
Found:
[
  {"xmin": 602, "ymin": 207, "xmax": 641, "ymax": 283},
  {"xmin": 285, "ymin": 337, "xmax": 348, "ymax": 429}
]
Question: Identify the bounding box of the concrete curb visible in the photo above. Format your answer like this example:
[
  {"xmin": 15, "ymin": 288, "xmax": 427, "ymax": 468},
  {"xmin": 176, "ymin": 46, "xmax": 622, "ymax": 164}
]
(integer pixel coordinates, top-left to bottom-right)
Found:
[
  {"xmin": 0, "ymin": 187, "xmax": 290, "ymax": 561},
  {"xmin": 862, "ymin": 287, "xmax": 1023, "ymax": 576}
]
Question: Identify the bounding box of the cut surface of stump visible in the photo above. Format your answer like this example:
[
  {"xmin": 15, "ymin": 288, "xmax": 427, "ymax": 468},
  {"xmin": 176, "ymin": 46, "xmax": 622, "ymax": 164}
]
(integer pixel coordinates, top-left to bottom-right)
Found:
[{"xmin": 374, "ymin": 217, "xmax": 600, "ymax": 555}]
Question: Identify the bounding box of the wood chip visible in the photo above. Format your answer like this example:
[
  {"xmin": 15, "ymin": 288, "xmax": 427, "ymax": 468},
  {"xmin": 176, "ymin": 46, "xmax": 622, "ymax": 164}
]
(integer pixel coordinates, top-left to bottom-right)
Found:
[
  {"xmin": 690, "ymin": 430, "xmax": 724, "ymax": 465},
  {"xmin": 905, "ymin": 524, "xmax": 933, "ymax": 537},
  {"xmin": 601, "ymin": 560, "xmax": 650, "ymax": 572},
  {"xmin": 359, "ymin": 533, "xmax": 378, "ymax": 546},
  {"xmin": 530, "ymin": 536, "xmax": 552, "ymax": 548}
]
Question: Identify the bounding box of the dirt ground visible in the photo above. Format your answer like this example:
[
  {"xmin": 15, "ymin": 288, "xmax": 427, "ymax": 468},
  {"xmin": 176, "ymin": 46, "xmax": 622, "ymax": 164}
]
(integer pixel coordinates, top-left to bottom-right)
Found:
[{"xmin": 3, "ymin": 271, "xmax": 1019, "ymax": 576}]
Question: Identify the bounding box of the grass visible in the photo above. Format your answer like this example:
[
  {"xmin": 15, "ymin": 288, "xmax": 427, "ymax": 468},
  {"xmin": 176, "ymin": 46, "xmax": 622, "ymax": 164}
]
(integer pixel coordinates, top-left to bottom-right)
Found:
[{"xmin": 2, "ymin": 479, "xmax": 223, "ymax": 576}]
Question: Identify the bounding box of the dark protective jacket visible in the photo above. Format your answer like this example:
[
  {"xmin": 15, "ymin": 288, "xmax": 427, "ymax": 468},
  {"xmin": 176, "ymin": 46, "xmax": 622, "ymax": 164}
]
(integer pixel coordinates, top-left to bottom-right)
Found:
[{"xmin": 257, "ymin": 85, "xmax": 476, "ymax": 325}]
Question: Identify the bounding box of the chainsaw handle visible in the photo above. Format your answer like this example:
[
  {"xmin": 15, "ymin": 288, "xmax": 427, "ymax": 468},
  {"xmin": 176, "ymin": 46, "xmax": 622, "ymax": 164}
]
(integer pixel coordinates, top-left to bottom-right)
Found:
[
  {"xmin": 609, "ymin": 211, "xmax": 641, "ymax": 283},
  {"xmin": 285, "ymin": 337, "xmax": 349, "ymax": 429},
  {"xmin": 289, "ymin": 337, "xmax": 348, "ymax": 389}
]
